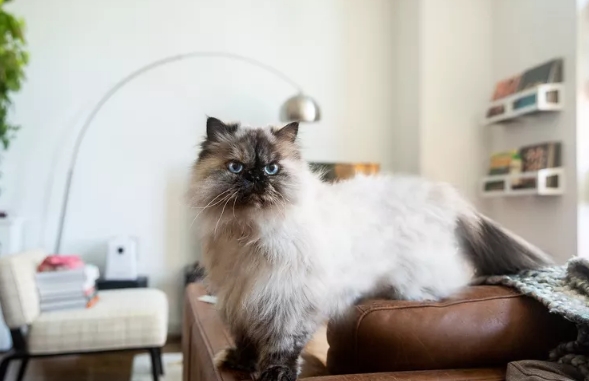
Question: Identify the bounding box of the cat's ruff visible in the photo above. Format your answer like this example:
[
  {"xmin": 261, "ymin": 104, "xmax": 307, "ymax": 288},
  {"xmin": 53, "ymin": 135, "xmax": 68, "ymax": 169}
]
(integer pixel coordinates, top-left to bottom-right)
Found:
[{"xmin": 190, "ymin": 117, "xmax": 551, "ymax": 381}]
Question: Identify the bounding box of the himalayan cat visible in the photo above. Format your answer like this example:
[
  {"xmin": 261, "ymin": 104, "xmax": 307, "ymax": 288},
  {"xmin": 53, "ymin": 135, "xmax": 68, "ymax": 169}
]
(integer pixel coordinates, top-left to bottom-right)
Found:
[{"xmin": 189, "ymin": 117, "xmax": 552, "ymax": 381}]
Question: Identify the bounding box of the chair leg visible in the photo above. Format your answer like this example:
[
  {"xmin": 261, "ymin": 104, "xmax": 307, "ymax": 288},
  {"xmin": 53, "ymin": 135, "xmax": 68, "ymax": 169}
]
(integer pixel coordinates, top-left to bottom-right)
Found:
[
  {"xmin": 16, "ymin": 356, "xmax": 29, "ymax": 381},
  {"xmin": 156, "ymin": 347, "xmax": 164, "ymax": 375},
  {"xmin": 149, "ymin": 348, "xmax": 159, "ymax": 381},
  {"xmin": 0, "ymin": 355, "xmax": 13, "ymax": 381}
]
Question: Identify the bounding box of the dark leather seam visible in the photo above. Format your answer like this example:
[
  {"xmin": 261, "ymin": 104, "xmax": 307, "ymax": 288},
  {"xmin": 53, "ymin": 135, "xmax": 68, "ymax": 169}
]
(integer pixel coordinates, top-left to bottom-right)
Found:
[{"xmin": 356, "ymin": 293, "xmax": 522, "ymax": 313}]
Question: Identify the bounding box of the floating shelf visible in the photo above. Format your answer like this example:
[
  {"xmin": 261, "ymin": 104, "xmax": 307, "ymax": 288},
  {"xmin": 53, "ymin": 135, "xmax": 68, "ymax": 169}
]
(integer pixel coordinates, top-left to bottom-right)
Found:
[
  {"xmin": 481, "ymin": 167, "xmax": 565, "ymax": 197},
  {"xmin": 483, "ymin": 84, "xmax": 564, "ymax": 125}
]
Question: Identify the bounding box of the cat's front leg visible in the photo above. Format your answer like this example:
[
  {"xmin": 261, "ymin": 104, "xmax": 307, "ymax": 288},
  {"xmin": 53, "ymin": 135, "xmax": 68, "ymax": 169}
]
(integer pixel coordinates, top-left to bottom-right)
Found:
[
  {"xmin": 215, "ymin": 334, "xmax": 258, "ymax": 372},
  {"xmin": 256, "ymin": 330, "xmax": 312, "ymax": 381}
]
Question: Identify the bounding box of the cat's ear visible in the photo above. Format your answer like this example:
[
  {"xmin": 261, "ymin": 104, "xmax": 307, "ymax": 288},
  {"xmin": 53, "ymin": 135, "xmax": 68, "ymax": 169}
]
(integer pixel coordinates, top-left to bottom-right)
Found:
[
  {"xmin": 206, "ymin": 117, "xmax": 237, "ymax": 141},
  {"xmin": 274, "ymin": 122, "xmax": 299, "ymax": 143}
]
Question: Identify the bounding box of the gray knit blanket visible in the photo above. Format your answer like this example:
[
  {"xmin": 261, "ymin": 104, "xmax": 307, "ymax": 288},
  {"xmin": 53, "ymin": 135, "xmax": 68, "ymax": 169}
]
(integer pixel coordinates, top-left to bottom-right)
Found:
[{"xmin": 484, "ymin": 258, "xmax": 589, "ymax": 380}]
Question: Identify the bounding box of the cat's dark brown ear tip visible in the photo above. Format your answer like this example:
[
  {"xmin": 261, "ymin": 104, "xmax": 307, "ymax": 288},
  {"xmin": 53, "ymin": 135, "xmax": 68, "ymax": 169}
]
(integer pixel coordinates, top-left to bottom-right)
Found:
[
  {"xmin": 206, "ymin": 117, "xmax": 237, "ymax": 140},
  {"xmin": 275, "ymin": 122, "xmax": 299, "ymax": 143}
]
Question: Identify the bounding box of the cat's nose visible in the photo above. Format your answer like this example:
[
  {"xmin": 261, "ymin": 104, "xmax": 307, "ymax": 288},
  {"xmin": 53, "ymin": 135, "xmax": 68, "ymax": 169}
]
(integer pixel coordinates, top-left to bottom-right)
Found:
[{"xmin": 245, "ymin": 171, "xmax": 262, "ymax": 182}]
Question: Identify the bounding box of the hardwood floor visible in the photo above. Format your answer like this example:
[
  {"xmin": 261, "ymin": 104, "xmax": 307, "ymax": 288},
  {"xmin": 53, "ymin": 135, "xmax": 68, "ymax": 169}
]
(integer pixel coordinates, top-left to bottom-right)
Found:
[{"xmin": 2, "ymin": 337, "xmax": 181, "ymax": 381}]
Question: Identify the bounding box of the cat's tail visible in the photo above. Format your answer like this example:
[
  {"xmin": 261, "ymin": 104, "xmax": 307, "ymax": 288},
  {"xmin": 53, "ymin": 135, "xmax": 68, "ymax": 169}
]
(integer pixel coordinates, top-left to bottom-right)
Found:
[{"xmin": 456, "ymin": 213, "xmax": 553, "ymax": 276}]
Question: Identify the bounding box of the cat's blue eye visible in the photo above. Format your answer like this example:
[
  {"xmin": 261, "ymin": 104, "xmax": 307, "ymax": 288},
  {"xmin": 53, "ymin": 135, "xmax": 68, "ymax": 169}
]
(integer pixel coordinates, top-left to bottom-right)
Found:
[
  {"xmin": 264, "ymin": 163, "xmax": 280, "ymax": 175},
  {"xmin": 227, "ymin": 162, "xmax": 244, "ymax": 174}
]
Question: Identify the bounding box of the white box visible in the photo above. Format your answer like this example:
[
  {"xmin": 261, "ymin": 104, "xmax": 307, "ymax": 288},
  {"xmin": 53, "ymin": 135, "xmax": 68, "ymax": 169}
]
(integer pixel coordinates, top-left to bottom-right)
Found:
[{"xmin": 105, "ymin": 236, "xmax": 138, "ymax": 280}]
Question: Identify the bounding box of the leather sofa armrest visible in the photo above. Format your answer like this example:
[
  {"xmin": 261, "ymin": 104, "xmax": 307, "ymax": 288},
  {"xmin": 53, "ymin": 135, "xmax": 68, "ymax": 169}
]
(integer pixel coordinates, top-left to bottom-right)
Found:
[
  {"xmin": 327, "ymin": 286, "xmax": 577, "ymax": 375},
  {"xmin": 184, "ymin": 283, "xmax": 250, "ymax": 381},
  {"xmin": 304, "ymin": 368, "xmax": 505, "ymax": 381}
]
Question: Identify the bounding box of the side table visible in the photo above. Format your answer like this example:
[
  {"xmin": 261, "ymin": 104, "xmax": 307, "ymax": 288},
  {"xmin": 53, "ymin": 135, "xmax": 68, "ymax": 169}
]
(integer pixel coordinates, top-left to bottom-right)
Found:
[{"xmin": 96, "ymin": 276, "xmax": 148, "ymax": 290}]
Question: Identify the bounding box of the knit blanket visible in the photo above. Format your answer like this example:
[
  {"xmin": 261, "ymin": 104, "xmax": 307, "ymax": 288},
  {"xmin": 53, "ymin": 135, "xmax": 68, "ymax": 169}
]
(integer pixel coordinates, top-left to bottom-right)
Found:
[{"xmin": 484, "ymin": 258, "xmax": 589, "ymax": 380}]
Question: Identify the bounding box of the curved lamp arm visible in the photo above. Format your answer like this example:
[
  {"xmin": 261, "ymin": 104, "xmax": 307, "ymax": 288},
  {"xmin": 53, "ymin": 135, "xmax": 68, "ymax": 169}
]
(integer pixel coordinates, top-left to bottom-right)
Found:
[{"xmin": 53, "ymin": 51, "xmax": 315, "ymax": 254}]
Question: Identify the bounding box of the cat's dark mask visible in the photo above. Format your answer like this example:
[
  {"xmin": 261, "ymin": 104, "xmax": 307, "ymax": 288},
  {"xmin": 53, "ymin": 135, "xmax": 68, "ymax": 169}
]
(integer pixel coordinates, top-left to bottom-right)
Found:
[{"xmin": 192, "ymin": 117, "xmax": 302, "ymax": 211}]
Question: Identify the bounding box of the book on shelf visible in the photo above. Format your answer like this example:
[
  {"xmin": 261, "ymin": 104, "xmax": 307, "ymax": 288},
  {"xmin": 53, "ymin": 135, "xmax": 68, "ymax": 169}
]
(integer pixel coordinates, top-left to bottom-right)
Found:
[
  {"xmin": 514, "ymin": 141, "xmax": 562, "ymax": 189},
  {"xmin": 517, "ymin": 58, "xmax": 563, "ymax": 92},
  {"xmin": 487, "ymin": 58, "xmax": 564, "ymax": 116},
  {"xmin": 491, "ymin": 75, "xmax": 522, "ymax": 101},
  {"xmin": 486, "ymin": 105, "xmax": 506, "ymax": 118},
  {"xmin": 488, "ymin": 150, "xmax": 518, "ymax": 175},
  {"xmin": 484, "ymin": 142, "xmax": 562, "ymax": 191},
  {"xmin": 485, "ymin": 150, "xmax": 520, "ymax": 191}
]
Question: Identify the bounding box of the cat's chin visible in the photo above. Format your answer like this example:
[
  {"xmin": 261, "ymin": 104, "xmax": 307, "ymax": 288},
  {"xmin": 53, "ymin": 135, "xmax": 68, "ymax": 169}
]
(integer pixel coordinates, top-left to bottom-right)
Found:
[
  {"xmin": 239, "ymin": 194, "xmax": 281, "ymax": 210},
  {"xmin": 247, "ymin": 200, "xmax": 277, "ymax": 210}
]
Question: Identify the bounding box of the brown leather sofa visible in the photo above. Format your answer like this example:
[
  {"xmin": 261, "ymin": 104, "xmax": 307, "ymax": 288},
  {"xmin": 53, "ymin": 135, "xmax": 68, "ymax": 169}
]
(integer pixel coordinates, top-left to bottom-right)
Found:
[{"xmin": 183, "ymin": 283, "xmax": 576, "ymax": 381}]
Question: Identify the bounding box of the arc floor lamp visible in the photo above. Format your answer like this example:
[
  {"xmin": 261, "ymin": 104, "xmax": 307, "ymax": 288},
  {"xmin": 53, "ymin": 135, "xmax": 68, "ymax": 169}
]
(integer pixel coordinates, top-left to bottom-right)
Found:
[{"xmin": 53, "ymin": 51, "xmax": 321, "ymax": 254}]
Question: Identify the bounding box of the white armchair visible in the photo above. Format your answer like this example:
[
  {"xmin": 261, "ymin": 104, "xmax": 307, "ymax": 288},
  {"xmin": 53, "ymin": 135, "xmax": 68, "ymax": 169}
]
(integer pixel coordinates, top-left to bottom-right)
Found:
[{"xmin": 0, "ymin": 250, "xmax": 169, "ymax": 381}]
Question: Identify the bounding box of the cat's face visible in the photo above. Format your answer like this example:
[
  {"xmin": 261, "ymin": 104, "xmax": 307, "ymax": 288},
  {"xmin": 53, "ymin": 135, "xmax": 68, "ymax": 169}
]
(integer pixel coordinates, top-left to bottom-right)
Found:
[{"xmin": 190, "ymin": 117, "xmax": 303, "ymax": 213}]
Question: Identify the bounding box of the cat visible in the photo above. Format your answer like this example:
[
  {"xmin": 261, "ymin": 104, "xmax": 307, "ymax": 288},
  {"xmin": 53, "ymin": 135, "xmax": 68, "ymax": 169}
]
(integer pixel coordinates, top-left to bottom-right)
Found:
[{"xmin": 189, "ymin": 117, "xmax": 552, "ymax": 381}]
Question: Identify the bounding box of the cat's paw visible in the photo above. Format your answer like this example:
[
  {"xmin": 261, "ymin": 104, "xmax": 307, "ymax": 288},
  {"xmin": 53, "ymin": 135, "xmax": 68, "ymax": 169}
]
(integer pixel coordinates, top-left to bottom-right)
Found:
[
  {"xmin": 258, "ymin": 365, "xmax": 297, "ymax": 381},
  {"xmin": 214, "ymin": 348, "xmax": 257, "ymax": 372}
]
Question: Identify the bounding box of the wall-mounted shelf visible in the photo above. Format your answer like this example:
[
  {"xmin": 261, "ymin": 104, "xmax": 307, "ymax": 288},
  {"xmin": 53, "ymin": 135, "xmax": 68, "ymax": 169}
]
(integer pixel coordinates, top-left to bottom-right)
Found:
[
  {"xmin": 483, "ymin": 84, "xmax": 564, "ymax": 125},
  {"xmin": 481, "ymin": 167, "xmax": 565, "ymax": 197}
]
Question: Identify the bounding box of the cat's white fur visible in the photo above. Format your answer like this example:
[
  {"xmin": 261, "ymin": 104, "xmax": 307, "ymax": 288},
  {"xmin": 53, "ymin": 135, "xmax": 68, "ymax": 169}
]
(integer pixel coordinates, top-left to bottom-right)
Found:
[{"xmin": 198, "ymin": 166, "xmax": 477, "ymax": 324}]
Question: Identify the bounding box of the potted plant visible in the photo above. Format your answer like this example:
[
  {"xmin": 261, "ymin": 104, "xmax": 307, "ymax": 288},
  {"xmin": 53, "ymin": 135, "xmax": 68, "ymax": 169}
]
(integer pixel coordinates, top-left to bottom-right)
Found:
[{"xmin": 0, "ymin": 0, "xmax": 27, "ymax": 150}]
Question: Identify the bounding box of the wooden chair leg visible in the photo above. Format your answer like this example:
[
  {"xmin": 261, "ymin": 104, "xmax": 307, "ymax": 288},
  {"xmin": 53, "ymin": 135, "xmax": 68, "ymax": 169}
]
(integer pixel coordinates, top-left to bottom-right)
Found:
[
  {"xmin": 156, "ymin": 347, "xmax": 164, "ymax": 375},
  {"xmin": 0, "ymin": 355, "xmax": 13, "ymax": 381},
  {"xmin": 16, "ymin": 357, "xmax": 29, "ymax": 381},
  {"xmin": 148, "ymin": 348, "xmax": 159, "ymax": 381}
]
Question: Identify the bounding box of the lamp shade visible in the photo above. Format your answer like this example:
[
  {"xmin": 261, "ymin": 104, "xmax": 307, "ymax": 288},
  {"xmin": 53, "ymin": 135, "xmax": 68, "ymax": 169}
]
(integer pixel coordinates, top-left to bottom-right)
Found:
[{"xmin": 279, "ymin": 93, "xmax": 321, "ymax": 123}]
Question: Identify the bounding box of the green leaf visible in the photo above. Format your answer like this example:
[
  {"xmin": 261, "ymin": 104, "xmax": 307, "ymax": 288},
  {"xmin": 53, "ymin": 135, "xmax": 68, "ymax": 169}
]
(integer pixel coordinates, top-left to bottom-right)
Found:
[{"xmin": 0, "ymin": 2, "xmax": 27, "ymax": 151}]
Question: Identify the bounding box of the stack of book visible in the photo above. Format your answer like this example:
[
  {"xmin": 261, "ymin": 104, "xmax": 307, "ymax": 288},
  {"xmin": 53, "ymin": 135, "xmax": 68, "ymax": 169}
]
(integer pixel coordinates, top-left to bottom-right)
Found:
[
  {"xmin": 485, "ymin": 141, "xmax": 562, "ymax": 191},
  {"xmin": 486, "ymin": 58, "xmax": 563, "ymax": 118},
  {"xmin": 35, "ymin": 256, "xmax": 100, "ymax": 313}
]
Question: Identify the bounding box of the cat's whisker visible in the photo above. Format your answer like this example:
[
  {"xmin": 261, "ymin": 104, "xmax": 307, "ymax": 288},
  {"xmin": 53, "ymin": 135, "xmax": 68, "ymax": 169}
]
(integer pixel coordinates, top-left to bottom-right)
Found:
[
  {"xmin": 191, "ymin": 192, "xmax": 231, "ymax": 213},
  {"xmin": 275, "ymin": 189, "xmax": 290, "ymax": 204},
  {"xmin": 198, "ymin": 195, "xmax": 233, "ymax": 211},
  {"xmin": 207, "ymin": 194, "xmax": 232, "ymax": 232},
  {"xmin": 192, "ymin": 189, "xmax": 232, "ymax": 209},
  {"xmin": 268, "ymin": 187, "xmax": 289, "ymax": 210},
  {"xmin": 190, "ymin": 190, "xmax": 232, "ymax": 227},
  {"xmin": 214, "ymin": 192, "xmax": 237, "ymax": 236},
  {"xmin": 232, "ymin": 194, "xmax": 238, "ymax": 219}
]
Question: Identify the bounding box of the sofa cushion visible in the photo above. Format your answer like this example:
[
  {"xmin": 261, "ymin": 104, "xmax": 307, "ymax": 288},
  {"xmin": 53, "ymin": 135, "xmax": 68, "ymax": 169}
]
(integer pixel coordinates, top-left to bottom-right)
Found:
[
  {"xmin": 28, "ymin": 288, "xmax": 168, "ymax": 354},
  {"xmin": 326, "ymin": 286, "xmax": 576, "ymax": 375},
  {"xmin": 0, "ymin": 250, "xmax": 46, "ymax": 328}
]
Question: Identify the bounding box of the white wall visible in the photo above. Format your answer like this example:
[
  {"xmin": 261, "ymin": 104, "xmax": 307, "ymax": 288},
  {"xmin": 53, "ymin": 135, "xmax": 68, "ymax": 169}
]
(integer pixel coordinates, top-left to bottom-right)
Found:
[
  {"xmin": 5, "ymin": 0, "xmax": 398, "ymax": 333},
  {"xmin": 392, "ymin": 0, "xmax": 420, "ymax": 174},
  {"xmin": 392, "ymin": 0, "xmax": 579, "ymax": 261},
  {"xmin": 577, "ymin": 0, "xmax": 589, "ymax": 259},
  {"xmin": 419, "ymin": 0, "xmax": 492, "ymax": 204},
  {"xmin": 486, "ymin": 0, "xmax": 578, "ymax": 263},
  {"xmin": 392, "ymin": 0, "xmax": 492, "ymax": 205}
]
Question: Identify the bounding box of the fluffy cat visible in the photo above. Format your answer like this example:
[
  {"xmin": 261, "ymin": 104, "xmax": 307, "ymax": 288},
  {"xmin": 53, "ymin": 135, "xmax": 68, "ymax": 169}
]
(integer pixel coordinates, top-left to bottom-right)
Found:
[{"xmin": 189, "ymin": 117, "xmax": 552, "ymax": 381}]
